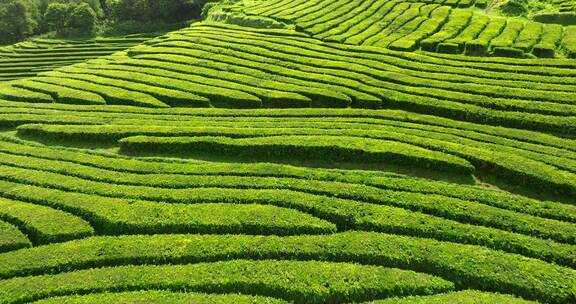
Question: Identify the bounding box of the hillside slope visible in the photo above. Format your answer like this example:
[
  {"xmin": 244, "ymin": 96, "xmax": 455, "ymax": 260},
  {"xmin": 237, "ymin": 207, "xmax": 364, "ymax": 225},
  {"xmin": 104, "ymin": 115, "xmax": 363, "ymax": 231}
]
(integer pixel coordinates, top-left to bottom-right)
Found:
[{"xmin": 0, "ymin": 0, "xmax": 574, "ymax": 303}]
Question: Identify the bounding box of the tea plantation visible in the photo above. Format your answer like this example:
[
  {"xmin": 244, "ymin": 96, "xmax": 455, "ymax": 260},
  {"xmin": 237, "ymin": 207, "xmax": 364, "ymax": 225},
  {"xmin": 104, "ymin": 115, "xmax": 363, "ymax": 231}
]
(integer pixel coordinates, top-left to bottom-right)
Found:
[{"xmin": 0, "ymin": 0, "xmax": 574, "ymax": 303}]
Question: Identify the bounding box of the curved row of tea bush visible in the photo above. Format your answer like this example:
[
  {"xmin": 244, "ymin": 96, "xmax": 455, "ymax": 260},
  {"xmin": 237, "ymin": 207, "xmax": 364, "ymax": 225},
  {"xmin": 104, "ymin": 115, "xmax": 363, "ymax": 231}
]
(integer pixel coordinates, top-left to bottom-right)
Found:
[
  {"xmin": 241, "ymin": 0, "xmax": 575, "ymax": 57},
  {"xmin": 2, "ymin": 150, "xmax": 574, "ymax": 246},
  {"xmin": 0, "ymin": 150, "xmax": 574, "ymax": 267},
  {"xmin": 0, "ymin": 37, "xmax": 150, "ymax": 82},
  {"xmin": 0, "ymin": 232, "xmax": 573, "ymax": 303},
  {"xmin": 0, "ymin": 260, "xmax": 454, "ymax": 304},
  {"xmin": 366, "ymin": 290, "xmax": 537, "ymax": 303},
  {"xmin": 0, "ymin": 220, "xmax": 30, "ymax": 253},
  {"xmin": 0, "ymin": 197, "xmax": 93, "ymax": 245},
  {"xmin": 32, "ymin": 291, "xmax": 289, "ymax": 304},
  {"xmin": 1, "ymin": 132, "xmax": 573, "ymax": 224},
  {"xmin": 2, "ymin": 100, "xmax": 574, "ymax": 151},
  {"xmin": 3, "ymin": 24, "xmax": 576, "ymax": 133},
  {"xmin": 30, "ymin": 122, "xmax": 575, "ymax": 196}
]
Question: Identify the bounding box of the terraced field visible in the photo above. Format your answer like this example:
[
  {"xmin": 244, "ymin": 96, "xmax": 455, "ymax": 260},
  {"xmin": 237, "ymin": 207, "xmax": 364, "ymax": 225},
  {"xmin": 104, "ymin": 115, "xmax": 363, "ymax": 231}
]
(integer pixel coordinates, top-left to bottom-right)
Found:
[
  {"xmin": 239, "ymin": 0, "xmax": 576, "ymax": 57},
  {"xmin": 0, "ymin": 35, "xmax": 153, "ymax": 82},
  {"xmin": 0, "ymin": 0, "xmax": 575, "ymax": 303}
]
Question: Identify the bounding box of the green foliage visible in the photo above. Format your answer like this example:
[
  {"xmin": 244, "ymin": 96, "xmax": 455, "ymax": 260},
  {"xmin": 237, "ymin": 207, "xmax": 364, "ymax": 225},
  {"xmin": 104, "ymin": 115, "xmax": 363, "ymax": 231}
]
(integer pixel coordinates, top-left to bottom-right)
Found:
[
  {"xmin": 367, "ymin": 290, "xmax": 538, "ymax": 303},
  {"xmin": 118, "ymin": 135, "xmax": 475, "ymax": 174},
  {"xmin": 43, "ymin": 3, "xmax": 69, "ymax": 35},
  {"xmin": 33, "ymin": 291, "xmax": 289, "ymax": 304},
  {"xmin": 0, "ymin": 0, "xmax": 38, "ymax": 44},
  {"xmin": 0, "ymin": 219, "xmax": 30, "ymax": 253},
  {"xmin": 0, "ymin": 232, "xmax": 573, "ymax": 304},
  {"xmin": 0, "ymin": 197, "xmax": 94, "ymax": 245},
  {"xmin": 68, "ymin": 3, "xmax": 97, "ymax": 34},
  {"xmin": 0, "ymin": 260, "xmax": 455, "ymax": 304}
]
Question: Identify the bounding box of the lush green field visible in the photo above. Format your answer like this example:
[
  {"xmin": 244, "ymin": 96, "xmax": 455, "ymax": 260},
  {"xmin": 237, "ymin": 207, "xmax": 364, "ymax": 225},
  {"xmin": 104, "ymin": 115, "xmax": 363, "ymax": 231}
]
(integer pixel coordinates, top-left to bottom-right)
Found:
[{"xmin": 0, "ymin": 0, "xmax": 574, "ymax": 303}]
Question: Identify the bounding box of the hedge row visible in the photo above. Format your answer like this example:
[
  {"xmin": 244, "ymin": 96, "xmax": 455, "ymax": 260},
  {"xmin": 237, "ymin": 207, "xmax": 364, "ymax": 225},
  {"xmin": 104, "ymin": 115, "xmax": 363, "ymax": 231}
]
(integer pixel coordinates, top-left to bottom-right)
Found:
[
  {"xmin": 0, "ymin": 220, "xmax": 30, "ymax": 253},
  {"xmin": 533, "ymin": 24, "xmax": 563, "ymax": 58},
  {"xmin": 0, "ymin": 197, "xmax": 93, "ymax": 245},
  {"xmin": 465, "ymin": 18, "xmax": 507, "ymax": 56},
  {"xmin": 117, "ymin": 57, "xmax": 355, "ymax": 107},
  {"xmin": 0, "ymin": 173, "xmax": 573, "ymax": 267},
  {"xmin": 373, "ymin": 5, "xmax": 441, "ymax": 48},
  {"xmin": 32, "ymin": 291, "xmax": 288, "ymax": 304},
  {"xmin": 63, "ymin": 63, "xmax": 323, "ymax": 109},
  {"xmin": 513, "ymin": 22, "xmax": 542, "ymax": 52},
  {"xmin": 19, "ymin": 113, "xmax": 576, "ymax": 167},
  {"xmin": 110, "ymin": 130, "xmax": 576, "ymax": 196},
  {"xmin": 345, "ymin": 2, "xmax": 412, "ymax": 45},
  {"xmin": 142, "ymin": 28, "xmax": 576, "ymax": 124},
  {"xmin": 0, "ymin": 232, "xmax": 573, "ymax": 303},
  {"xmin": 0, "ymin": 260, "xmax": 454, "ymax": 304},
  {"xmin": 325, "ymin": 0, "xmax": 402, "ymax": 42},
  {"xmin": 12, "ymin": 80, "xmax": 106, "ymax": 106},
  {"xmin": 129, "ymin": 47, "xmax": 576, "ymax": 133},
  {"xmin": 2, "ymin": 102, "xmax": 575, "ymax": 152},
  {"xmin": 302, "ymin": 0, "xmax": 386, "ymax": 35},
  {"xmin": 389, "ymin": 7, "xmax": 451, "ymax": 52},
  {"xmin": 173, "ymin": 25, "xmax": 576, "ymax": 88},
  {"xmin": 366, "ymin": 290, "xmax": 537, "ymax": 303},
  {"xmin": 0, "ymin": 179, "xmax": 335, "ymax": 236},
  {"xmin": 420, "ymin": 10, "xmax": 473, "ymax": 52},
  {"xmin": 38, "ymin": 70, "xmax": 212, "ymax": 108},
  {"xmin": 295, "ymin": 0, "xmax": 366, "ymax": 31},
  {"xmin": 0, "ymin": 86, "xmax": 54, "ymax": 104},
  {"xmin": 562, "ymin": 26, "xmax": 576, "ymax": 58},
  {"xmin": 20, "ymin": 119, "xmax": 576, "ymax": 178},
  {"xmin": 2, "ymin": 134, "xmax": 574, "ymax": 224},
  {"xmin": 1, "ymin": 151, "xmax": 572, "ymax": 247},
  {"xmin": 490, "ymin": 19, "xmax": 525, "ymax": 50},
  {"xmin": 364, "ymin": 3, "xmax": 428, "ymax": 46},
  {"xmin": 118, "ymin": 135, "xmax": 475, "ymax": 175},
  {"xmin": 31, "ymin": 76, "xmax": 169, "ymax": 108}
]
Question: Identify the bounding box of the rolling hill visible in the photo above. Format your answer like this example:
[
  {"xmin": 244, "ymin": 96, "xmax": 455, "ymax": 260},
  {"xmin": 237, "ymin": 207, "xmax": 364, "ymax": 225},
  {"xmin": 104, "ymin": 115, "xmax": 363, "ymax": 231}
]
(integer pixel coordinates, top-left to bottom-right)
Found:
[{"xmin": 0, "ymin": 0, "xmax": 574, "ymax": 303}]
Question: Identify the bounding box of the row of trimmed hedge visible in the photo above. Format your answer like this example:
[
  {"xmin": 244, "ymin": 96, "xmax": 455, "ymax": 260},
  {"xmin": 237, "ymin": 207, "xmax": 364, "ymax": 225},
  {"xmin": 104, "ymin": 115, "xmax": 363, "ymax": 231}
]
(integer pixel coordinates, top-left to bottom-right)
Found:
[
  {"xmin": 0, "ymin": 197, "xmax": 93, "ymax": 245},
  {"xmin": 184, "ymin": 28, "xmax": 576, "ymax": 106},
  {"xmin": 0, "ymin": 232, "xmax": 573, "ymax": 303},
  {"xmin": 241, "ymin": 0, "xmax": 569, "ymax": 58},
  {"xmin": 0, "ymin": 171, "xmax": 574, "ymax": 267},
  {"xmin": 18, "ymin": 111, "xmax": 576, "ymax": 170},
  {"xmin": 60, "ymin": 63, "xmax": 327, "ymax": 109},
  {"xmin": 128, "ymin": 46, "xmax": 576, "ymax": 133},
  {"xmin": 3, "ymin": 97, "xmax": 574, "ymax": 152},
  {"xmin": 200, "ymin": 22, "xmax": 576, "ymax": 79},
  {"xmin": 12, "ymin": 80, "xmax": 106, "ymax": 106},
  {"xmin": 72, "ymin": 127, "xmax": 576, "ymax": 196},
  {"xmin": 389, "ymin": 6, "xmax": 451, "ymax": 52},
  {"xmin": 118, "ymin": 135, "xmax": 475, "ymax": 174},
  {"xmin": 38, "ymin": 70, "xmax": 211, "ymax": 108},
  {"xmin": 0, "ymin": 260, "xmax": 454, "ymax": 304},
  {"xmin": 321, "ymin": 0, "xmax": 401, "ymax": 42},
  {"xmin": 0, "ymin": 151, "xmax": 573, "ymax": 247},
  {"xmin": 366, "ymin": 290, "xmax": 537, "ymax": 303},
  {"xmin": 0, "ymin": 179, "xmax": 336, "ymax": 236},
  {"xmin": 0, "ymin": 219, "xmax": 30, "ymax": 253},
  {"xmin": 33, "ymin": 291, "xmax": 289, "ymax": 304},
  {"xmin": 1, "ymin": 136, "xmax": 573, "ymax": 224},
  {"xmin": 31, "ymin": 76, "xmax": 170, "ymax": 108}
]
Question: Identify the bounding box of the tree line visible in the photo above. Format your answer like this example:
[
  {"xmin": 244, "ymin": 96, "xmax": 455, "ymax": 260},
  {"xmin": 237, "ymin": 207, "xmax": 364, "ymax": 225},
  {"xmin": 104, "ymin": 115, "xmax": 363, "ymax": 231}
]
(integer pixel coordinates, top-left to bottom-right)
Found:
[{"xmin": 0, "ymin": 0, "xmax": 209, "ymax": 44}]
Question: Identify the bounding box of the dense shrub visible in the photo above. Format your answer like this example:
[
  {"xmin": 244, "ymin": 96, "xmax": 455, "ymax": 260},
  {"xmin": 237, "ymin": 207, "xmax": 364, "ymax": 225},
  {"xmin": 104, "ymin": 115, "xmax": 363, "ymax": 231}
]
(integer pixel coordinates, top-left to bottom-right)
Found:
[
  {"xmin": 0, "ymin": 0, "xmax": 38, "ymax": 44},
  {"xmin": 43, "ymin": 2, "xmax": 68, "ymax": 35},
  {"xmin": 68, "ymin": 2, "xmax": 97, "ymax": 34}
]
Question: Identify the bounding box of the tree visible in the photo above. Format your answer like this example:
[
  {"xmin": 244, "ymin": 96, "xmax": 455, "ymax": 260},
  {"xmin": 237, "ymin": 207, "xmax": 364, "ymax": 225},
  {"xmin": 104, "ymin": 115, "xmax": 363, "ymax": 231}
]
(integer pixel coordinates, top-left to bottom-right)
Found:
[
  {"xmin": 44, "ymin": 2, "xmax": 69, "ymax": 35},
  {"xmin": 0, "ymin": 0, "xmax": 36, "ymax": 44},
  {"xmin": 108, "ymin": 0, "xmax": 150, "ymax": 22},
  {"xmin": 68, "ymin": 2, "xmax": 97, "ymax": 34}
]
